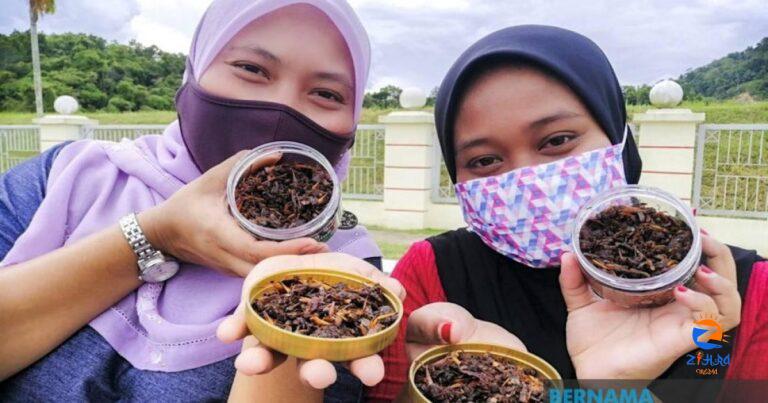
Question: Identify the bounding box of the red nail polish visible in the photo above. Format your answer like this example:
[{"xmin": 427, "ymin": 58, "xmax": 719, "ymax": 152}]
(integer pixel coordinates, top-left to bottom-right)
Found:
[
  {"xmin": 438, "ymin": 322, "xmax": 452, "ymax": 343},
  {"xmin": 700, "ymin": 266, "xmax": 714, "ymax": 274},
  {"xmin": 677, "ymin": 286, "xmax": 688, "ymax": 292}
]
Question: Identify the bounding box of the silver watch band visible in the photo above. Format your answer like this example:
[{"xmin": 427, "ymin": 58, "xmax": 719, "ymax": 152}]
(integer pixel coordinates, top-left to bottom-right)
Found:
[{"xmin": 119, "ymin": 213, "xmax": 159, "ymax": 262}]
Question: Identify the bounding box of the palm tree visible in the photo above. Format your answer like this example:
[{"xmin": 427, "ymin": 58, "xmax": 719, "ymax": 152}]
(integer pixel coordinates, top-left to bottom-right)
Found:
[{"xmin": 29, "ymin": 0, "xmax": 56, "ymax": 116}]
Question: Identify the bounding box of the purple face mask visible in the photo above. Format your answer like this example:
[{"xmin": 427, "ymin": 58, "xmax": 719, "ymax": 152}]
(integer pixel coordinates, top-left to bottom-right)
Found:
[{"xmin": 175, "ymin": 76, "xmax": 355, "ymax": 172}]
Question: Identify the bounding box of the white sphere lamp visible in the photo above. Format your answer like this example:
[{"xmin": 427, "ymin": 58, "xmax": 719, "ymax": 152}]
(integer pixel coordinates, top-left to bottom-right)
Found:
[
  {"xmin": 399, "ymin": 87, "xmax": 427, "ymax": 109},
  {"xmin": 649, "ymin": 79, "xmax": 683, "ymax": 108},
  {"xmin": 54, "ymin": 95, "xmax": 79, "ymax": 115}
]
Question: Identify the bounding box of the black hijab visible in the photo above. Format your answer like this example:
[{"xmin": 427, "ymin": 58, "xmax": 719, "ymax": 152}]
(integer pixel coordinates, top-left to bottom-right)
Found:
[
  {"xmin": 435, "ymin": 24, "xmax": 642, "ymax": 184},
  {"xmin": 427, "ymin": 25, "xmax": 762, "ymax": 396}
]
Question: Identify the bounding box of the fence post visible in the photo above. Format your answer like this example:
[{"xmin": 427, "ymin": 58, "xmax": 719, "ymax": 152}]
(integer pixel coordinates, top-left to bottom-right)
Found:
[
  {"xmin": 633, "ymin": 109, "xmax": 704, "ymax": 204},
  {"xmin": 633, "ymin": 81, "xmax": 705, "ymax": 205},
  {"xmin": 34, "ymin": 97, "xmax": 97, "ymax": 151},
  {"xmin": 379, "ymin": 110, "xmax": 435, "ymax": 229}
]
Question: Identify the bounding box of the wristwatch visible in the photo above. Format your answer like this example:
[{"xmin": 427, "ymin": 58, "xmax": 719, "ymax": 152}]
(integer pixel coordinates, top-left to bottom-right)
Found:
[{"xmin": 119, "ymin": 213, "xmax": 179, "ymax": 283}]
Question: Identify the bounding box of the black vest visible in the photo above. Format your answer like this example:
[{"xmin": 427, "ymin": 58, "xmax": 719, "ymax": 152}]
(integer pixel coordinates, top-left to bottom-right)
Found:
[{"xmin": 427, "ymin": 229, "xmax": 761, "ymax": 400}]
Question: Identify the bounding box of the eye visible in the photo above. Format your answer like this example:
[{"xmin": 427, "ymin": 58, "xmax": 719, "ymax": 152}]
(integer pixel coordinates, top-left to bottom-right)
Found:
[
  {"xmin": 540, "ymin": 133, "xmax": 576, "ymax": 150},
  {"xmin": 312, "ymin": 89, "xmax": 344, "ymax": 104},
  {"xmin": 233, "ymin": 62, "xmax": 269, "ymax": 78},
  {"xmin": 468, "ymin": 155, "xmax": 502, "ymax": 169}
]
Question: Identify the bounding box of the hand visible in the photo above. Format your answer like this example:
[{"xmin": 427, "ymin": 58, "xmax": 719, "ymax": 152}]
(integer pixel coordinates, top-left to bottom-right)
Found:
[
  {"xmin": 217, "ymin": 252, "xmax": 406, "ymax": 389},
  {"xmin": 405, "ymin": 302, "xmax": 527, "ymax": 362},
  {"xmin": 140, "ymin": 151, "xmax": 328, "ymax": 277},
  {"xmin": 560, "ymin": 233, "xmax": 741, "ymax": 379}
]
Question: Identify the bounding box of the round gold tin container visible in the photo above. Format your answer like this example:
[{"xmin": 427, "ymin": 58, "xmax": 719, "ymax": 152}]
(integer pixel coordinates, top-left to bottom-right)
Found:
[
  {"xmin": 407, "ymin": 343, "xmax": 563, "ymax": 402},
  {"xmin": 245, "ymin": 268, "xmax": 403, "ymax": 362}
]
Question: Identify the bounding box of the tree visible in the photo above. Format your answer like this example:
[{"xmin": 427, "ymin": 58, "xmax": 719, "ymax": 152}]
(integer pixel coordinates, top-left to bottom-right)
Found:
[
  {"xmin": 107, "ymin": 96, "xmax": 134, "ymax": 112},
  {"xmin": 426, "ymin": 86, "xmax": 439, "ymax": 106},
  {"xmin": 622, "ymin": 84, "xmax": 652, "ymax": 105},
  {"xmin": 363, "ymin": 85, "xmax": 403, "ymax": 108},
  {"xmin": 28, "ymin": 0, "xmax": 56, "ymax": 116},
  {"xmin": 678, "ymin": 37, "xmax": 768, "ymax": 100},
  {"xmin": 0, "ymin": 31, "xmax": 186, "ymax": 112}
]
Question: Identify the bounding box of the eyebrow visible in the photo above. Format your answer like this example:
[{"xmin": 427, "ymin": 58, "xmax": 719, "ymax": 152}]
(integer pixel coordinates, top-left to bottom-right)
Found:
[
  {"xmin": 232, "ymin": 45, "xmax": 281, "ymax": 64},
  {"xmin": 313, "ymin": 71, "xmax": 354, "ymax": 91},
  {"xmin": 456, "ymin": 137, "xmax": 491, "ymax": 153},
  {"xmin": 529, "ymin": 111, "xmax": 583, "ymax": 129},
  {"xmin": 231, "ymin": 46, "xmax": 352, "ymax": 90},
  {"xmin": 455, "ymin": 110, "xmax": 584, "ymax": 153}
]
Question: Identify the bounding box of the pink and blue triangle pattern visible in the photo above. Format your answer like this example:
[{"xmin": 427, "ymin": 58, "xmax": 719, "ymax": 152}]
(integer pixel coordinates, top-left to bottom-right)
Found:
[{"xmin": 455, "ymin": 143, "xmax": 627, "ymax": 267}]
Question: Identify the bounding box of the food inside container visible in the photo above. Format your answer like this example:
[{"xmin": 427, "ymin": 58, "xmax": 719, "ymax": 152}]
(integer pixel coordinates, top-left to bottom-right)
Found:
[
  {"xmin": 579, "ymin": 203, "xmax": 693, "ymax": 279},
  {"xmin": 571, "ymin": 185, "xmax": 702, "ymax": 308},
  {"xmin": 408, "ymin": 343, "xmax": 562, "ymax": 403},
  {"xmin": 235, "ymin": 161, "xmax": 333, "ymax": 229},
  {"xmin": 227, "ymin": 141, "xmax": 342, "ymax": 242},
  {"xmin": 252, "ymin": 276, "xmax": 397, "ymax": 339},
  {"xmin": 245, "ymin": 268, "xmax": 403, "ymax": 361}
]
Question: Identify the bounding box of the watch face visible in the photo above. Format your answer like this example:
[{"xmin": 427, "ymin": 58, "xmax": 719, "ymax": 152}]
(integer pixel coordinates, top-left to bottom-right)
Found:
[{"xmin": 141, "ymin": 260, "xmax": 180, "ymax": 283}]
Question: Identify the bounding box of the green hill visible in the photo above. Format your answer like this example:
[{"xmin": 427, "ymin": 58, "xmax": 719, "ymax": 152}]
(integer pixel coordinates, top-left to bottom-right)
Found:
[
  {"xmin": 0, "ymin": 31, "xmax": 766, "ymax": 111},
  {"xmin": 0, "ymin": 31, "xmax": 185, "ymax": 112},
  {"xmin": 678, "ymin": 37, "xmax": 768, "ymax": 100}
]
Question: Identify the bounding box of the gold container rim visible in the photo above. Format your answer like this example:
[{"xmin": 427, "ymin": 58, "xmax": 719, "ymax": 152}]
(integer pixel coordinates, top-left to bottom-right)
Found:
[
  {"xmin": 408, "ymin": 343, "xmax": 563, "ymax": 402},
  {"xmin": 245, "ymin": 268, "xmax": 404, "ymax": 352}
]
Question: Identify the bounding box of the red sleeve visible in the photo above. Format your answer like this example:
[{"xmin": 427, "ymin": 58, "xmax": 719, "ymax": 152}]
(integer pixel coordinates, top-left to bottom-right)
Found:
[
  {"xmin": 366, "ymin": 240, "xmax": 447, "ymax": 402},
  {"xmin": 726, "ymin": 261, "xmax": 768, "ymax": 379}
]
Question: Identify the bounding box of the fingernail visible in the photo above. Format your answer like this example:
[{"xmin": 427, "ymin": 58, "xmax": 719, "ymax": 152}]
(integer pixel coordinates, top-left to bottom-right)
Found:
[
  {"xmin": 700, "ymin": 228, "xmax": 709, "ymax": 235},
  {"xmin": 700, "ymin": 265, "xmax": 714, "ymax": 274},
  {"xmin": 438, "ymin": 322, "xmax": 452, "ymax": 344},
  {"xmin": 677, "ymin": 286, "xmax": 688, "ymax": 293}
]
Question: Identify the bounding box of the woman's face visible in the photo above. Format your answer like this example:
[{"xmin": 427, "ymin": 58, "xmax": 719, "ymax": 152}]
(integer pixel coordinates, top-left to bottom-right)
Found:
[
  {"xmin": 454, "ymin": 65, "xmax": 612, "ymax": 183},
  {"xmin": 199, "ymin": 4, "xmax": 355, "ymax": 135}
]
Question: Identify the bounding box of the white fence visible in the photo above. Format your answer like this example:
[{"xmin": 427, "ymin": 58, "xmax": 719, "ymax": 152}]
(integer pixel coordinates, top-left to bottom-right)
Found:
[
  {"xmin": 81, "ymin": 123, "xmax": 388, "ymax": 201},
  {"xmin": 0, "ymin": 123, "xmax": 389, "ymax": 201},
  {"xmin": 82, "ymin": 124, "xmax": 167, "ymax": 142},
  {"xmin": 0, "ymin": 126, "xmax": 40, "ymax": 172},
  {"xmin": 693, "ymin": 124, "xmax": 768, "ymax": 219},
  {"xmin": 341, "ymin": 125, "xmax": 385, "ymax": 200},
  {"xmin": 432, "ymin": 145, "xmax": 456, "ymax": 204},
  {"xmin": 2, "ymin": 122, "xmax": 767, "ymax": 222}
]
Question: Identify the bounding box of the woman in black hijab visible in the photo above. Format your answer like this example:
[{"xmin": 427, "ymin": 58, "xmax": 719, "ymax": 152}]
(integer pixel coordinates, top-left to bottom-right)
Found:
[{"xmin": 367, "ymin": 25, "xmax": 766, "ymax": 401}]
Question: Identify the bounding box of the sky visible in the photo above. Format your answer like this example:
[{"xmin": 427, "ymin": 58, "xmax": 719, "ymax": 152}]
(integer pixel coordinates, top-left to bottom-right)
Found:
[{"xmin": 2, "ymin": 0, "xmax": 767, "ymax": 91}]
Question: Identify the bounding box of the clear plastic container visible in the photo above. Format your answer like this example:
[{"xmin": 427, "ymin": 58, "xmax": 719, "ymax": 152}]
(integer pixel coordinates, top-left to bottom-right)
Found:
[
  {"xmin": 226, "ymin": 141, "xmax": 342, "ymax": 242},
  {"xmin": 571, "ymin": 185, "xmax": 702, "ymax": 308}
]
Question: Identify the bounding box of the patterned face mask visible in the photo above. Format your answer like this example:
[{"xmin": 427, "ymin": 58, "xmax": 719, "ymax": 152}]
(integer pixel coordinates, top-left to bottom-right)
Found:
[{"xmin": 455, "ymin": 126, "xmax": 628, "ymax": 267}]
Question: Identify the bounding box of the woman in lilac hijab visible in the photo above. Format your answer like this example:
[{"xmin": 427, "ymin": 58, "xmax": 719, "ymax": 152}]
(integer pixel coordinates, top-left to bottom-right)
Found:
[{"xmin": 0, "ymin": 0, "xmax": 391, "ymax": 401}]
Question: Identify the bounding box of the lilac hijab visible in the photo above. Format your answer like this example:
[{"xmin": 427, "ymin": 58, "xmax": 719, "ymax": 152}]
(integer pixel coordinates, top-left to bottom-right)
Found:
[{"xmin": 1, "ymin": 0, "xmax": 379, "ymax": 372}]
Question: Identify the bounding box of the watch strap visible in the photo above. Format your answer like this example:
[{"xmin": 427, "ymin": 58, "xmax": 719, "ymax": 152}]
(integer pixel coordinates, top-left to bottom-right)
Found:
[{"xmin": 119, "ymin": 213, "xmax": 160, "ymax": 262}]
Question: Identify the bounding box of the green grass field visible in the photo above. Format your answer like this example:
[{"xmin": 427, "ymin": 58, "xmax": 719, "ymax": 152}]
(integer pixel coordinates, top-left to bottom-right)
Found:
[
  {"xmin": 2, "ymin": 102, "xmax": 767, "ymax": 125},
  {"xmin": 625, "ymin": 101, "xmax": 768, "ymax": 124},
  {"xmin": 0, "ymin": 107, "xmax": 432, "ymax": 125},
  {"xmin": 0, "ymin": 110, "xmax": 178, "ymax": 125},
  {"xmin": 365, "ymin": 102, "xmax": 768, "ymax": 124},
  {"xmin": 366, "ymin": 225, "xmax": 444, "ymax": 260}
]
